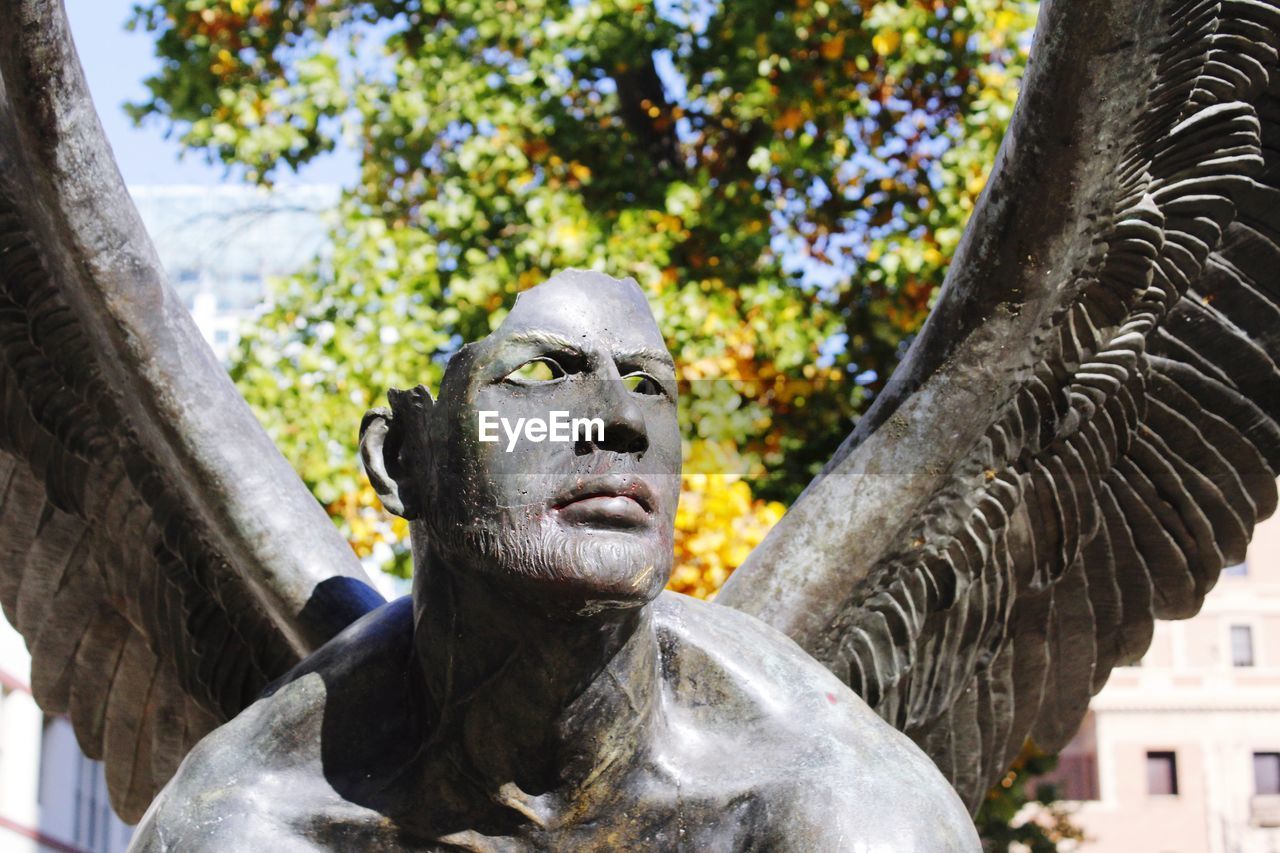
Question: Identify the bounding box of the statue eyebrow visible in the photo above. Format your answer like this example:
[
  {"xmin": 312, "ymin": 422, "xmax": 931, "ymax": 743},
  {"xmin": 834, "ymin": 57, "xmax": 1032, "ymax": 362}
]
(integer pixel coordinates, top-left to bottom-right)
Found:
[
  {"xmin": 614, "ymin": 347, "xmax": 675, "ymax": 371},
  {"xmin": 505, "ymin": 331, "xmax": 673, "ymax": 370},
  {"xmin": 506, "ymin": 330, "xmax": 586, "ymax": 356}
]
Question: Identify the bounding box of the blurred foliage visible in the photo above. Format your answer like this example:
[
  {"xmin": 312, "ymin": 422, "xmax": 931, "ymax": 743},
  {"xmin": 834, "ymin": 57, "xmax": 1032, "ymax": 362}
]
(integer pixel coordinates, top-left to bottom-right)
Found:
[
  {"xmin": 977, "ymin": 743, "xmax": 1087, "ymax": 851},
  {"xmin": 127, "ymin": 0, "xmax": 1035, "ymax": 588},
  {"xmin": 668, "ymin": 441, "xmax": 786, "ymax": 599}
]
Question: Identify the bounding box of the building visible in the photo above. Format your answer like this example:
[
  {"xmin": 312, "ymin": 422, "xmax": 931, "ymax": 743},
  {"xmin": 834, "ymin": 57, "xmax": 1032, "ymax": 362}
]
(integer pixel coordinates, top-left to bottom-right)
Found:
[
  {"xmin": 1047, "ymin": 504, "xmax": 1280, "ymax": 852},
  {"xmin": 129, "ymin": 184, "xmax": 338, "ymax": 361},
  {"xmin": 0, "ymin": 620, "xmax": 132, "ymax": 852}
]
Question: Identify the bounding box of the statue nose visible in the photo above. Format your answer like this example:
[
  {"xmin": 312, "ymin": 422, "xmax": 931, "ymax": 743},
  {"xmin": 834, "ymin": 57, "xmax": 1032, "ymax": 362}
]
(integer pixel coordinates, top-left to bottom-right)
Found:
[{"xmin": 579, "ymin": 379, "xmax": 648, "ymax": 455}]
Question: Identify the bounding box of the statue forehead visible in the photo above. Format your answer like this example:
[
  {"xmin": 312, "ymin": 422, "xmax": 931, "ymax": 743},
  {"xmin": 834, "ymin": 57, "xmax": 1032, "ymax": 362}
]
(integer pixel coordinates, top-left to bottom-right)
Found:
[
  {"xmin": 436, "ymin": 271, "xmax": 669, "ymax": 402},
  {"xmin": 494, "ymin": 270, "xmax": 666, "ymax": 351}
]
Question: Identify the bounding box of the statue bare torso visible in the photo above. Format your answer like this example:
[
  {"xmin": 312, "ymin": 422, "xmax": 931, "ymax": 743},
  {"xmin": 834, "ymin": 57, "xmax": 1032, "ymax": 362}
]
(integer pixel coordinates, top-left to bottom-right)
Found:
[{"xmin": 132, "ymin": 593, "xmax": 977, "ymax": 851}]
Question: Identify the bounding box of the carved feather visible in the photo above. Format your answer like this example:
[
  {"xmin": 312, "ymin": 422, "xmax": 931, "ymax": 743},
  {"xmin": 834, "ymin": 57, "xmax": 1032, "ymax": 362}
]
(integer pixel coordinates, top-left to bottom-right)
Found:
[
  {"xmin": 722, "ymin": 0, "xmax": 1280, "ymax": 811},
  {"xmin": 0, "ymin": 0, "xmax": 386, "ymax": 821}
]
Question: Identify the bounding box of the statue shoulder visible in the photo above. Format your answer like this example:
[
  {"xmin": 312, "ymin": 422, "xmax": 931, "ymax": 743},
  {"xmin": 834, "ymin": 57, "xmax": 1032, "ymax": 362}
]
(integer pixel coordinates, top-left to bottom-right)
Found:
[
  {"xmin": 652, "ymin": 590, "xmax": 876, "ymax": 715},
  {"xmin": 132, "ymin": 598, "xmax": 418, "ymax": 851},
  {"xmin": 129, "ymin": 682, "xmax": 329, "ymax": 852},
  {"xmin": 651, "ymin": 592, "xmax": 980, "ymax": 851}
]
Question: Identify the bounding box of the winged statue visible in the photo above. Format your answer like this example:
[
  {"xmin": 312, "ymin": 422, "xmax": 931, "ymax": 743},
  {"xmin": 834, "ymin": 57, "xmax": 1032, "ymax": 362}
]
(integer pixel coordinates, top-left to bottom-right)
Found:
[{"xmin": 1, "ymin": 0, "xmax": 1278, "ymax": 848}]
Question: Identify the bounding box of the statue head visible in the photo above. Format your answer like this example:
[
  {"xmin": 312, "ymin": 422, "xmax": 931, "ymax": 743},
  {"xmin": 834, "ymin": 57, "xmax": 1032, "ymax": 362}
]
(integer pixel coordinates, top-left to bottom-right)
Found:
[{"xmin": 361, "ymin": 270, "xmax": 682, "ymax": 619}]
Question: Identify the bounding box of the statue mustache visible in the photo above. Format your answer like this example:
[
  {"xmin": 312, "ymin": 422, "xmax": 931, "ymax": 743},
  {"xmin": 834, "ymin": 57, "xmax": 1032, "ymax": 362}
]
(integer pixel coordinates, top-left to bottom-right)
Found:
[{"xmin": 445, "ymin": 455, "xmax": 673, "ymax": 512}]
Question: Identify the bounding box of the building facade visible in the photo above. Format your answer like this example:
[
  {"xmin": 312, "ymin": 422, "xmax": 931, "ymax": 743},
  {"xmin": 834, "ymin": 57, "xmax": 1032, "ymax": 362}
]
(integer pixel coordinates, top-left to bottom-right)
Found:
[
  {"xmin": 129, "ymin": 184, "xmax": 338, "ymax": 361},
  {"xmin": 1049, "ymin": 506, "xmax": 1280, "ymax": 852},
  {"xmin": 0, "ymin": 620, "xmax": 132, "ymax": 852}
]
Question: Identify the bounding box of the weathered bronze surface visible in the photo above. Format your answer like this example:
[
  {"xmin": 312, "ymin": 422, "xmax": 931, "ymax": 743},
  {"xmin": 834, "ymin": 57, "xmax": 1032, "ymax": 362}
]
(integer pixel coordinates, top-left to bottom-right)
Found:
[
  {"xmin": 132, "ymin": 272, "xmax": 978, "ymax": 849},
  {"xmin": 0, "ymin": 0, "xmax": 1278, "ymax": 848}
]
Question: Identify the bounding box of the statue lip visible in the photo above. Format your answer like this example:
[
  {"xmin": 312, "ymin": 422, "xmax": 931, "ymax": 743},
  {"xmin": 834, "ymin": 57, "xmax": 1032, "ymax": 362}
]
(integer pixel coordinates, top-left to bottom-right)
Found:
[{"xmin": 552, "ymin": 475, "xmax": 655, "ymax": 514}]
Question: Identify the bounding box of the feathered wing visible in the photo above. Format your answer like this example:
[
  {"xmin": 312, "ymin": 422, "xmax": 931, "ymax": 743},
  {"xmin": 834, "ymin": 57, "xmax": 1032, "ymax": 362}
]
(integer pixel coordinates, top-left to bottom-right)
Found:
[
  {"xmin": 0, "ymin": 0, "xmax": 385, "ymax": 822},
  {"xmin": 718, "ymin": 0, "xmax": 1280, "ymax": 812}
]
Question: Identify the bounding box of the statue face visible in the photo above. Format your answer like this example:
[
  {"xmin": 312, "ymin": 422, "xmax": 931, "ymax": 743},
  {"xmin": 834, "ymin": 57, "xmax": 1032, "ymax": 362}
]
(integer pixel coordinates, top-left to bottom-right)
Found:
[{"xmin": 414, "ymin": 271, "xmax": 681, "ymax": 616}]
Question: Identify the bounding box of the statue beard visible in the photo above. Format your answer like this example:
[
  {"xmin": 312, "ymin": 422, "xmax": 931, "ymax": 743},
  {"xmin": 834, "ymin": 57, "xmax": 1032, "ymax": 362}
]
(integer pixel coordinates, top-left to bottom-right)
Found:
[{"xmin": 424, "ymin": 494, "xmax": 672, "ymax": 608}]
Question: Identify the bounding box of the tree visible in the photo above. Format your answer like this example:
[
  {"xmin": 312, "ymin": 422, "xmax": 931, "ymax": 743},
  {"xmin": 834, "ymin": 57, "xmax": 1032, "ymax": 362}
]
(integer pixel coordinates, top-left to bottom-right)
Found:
[
  {"xmin": 976, "ymin": 744, "xmax": 1087, "ymax": 852},
  {"xmin": 127, "ymin": 1, "xmax": 1082, "ymax": 847},
  {"xmin": 128, "ymin": 0, "xmax": 1036, "ymax": 583}
]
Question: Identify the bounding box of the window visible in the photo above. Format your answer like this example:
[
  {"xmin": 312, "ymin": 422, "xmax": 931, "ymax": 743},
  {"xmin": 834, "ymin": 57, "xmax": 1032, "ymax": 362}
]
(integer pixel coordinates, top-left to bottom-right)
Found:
[
  {"xmin": 1232, "ymin": 625, "xmax": 1256, "ymax": 667},
  {"xmin": 1041, "ymin": 714, "xmax": 1100, "ymax": 800},
  {"xmin": 1147, "ymin": 751, "xmax": 1179, "ymax": 795},
  {"xmin": 37, "ymin": 715, "xmax": 54, "ymax": 806},
  {"xmin": 1224, "ymin": 561, "xmax": 1249, "ymax": 577},
  {"xmin": 1257, "ymin": 753, "xmax": 1280, "ymax": 796}
]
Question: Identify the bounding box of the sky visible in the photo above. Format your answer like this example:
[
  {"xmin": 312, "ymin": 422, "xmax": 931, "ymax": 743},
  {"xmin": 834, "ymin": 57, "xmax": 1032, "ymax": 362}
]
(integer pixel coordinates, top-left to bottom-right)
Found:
[{"xmin": 64, "ymin": 0, "xmax": 355, "ymax": 187}]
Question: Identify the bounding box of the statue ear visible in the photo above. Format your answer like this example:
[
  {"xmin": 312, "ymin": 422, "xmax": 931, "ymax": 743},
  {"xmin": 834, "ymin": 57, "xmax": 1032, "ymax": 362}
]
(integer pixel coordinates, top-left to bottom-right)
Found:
[{"xmin": 360, "ymin": 401, "xmax": 423, "ymax": 520}]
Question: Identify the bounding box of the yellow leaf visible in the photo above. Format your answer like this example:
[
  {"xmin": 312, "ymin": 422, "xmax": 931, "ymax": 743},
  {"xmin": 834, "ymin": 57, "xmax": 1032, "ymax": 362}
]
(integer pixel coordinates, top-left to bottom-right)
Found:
[
  {"xmin": 819, "ymin": 34, "xmax": 846, "ymax": 60},
  {"xmin": 872, "ymin": 31, "xmax": 900, "ymax": 57},
  {"xmin": 774, "ymin": 107, "xmax": 805, "ymax": 132}
]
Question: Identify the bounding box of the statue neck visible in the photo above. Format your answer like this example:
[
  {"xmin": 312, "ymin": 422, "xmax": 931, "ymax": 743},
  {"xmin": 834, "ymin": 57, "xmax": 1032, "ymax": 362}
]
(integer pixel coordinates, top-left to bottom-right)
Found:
[{"xmin": 411, "ymin": 554, "xmax": 663, "ymax": 817}]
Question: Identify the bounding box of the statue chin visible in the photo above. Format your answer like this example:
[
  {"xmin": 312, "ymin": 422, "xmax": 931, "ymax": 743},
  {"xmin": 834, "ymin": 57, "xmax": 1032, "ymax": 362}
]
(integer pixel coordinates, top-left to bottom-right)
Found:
[{"xmin": 427, "ymin": 511, "xmax": 671, "ymax": 617}]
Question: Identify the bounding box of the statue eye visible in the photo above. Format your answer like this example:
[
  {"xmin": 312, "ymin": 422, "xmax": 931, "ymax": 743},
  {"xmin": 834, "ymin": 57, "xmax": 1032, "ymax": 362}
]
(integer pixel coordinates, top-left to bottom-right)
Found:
[
  {"xmin": 505, "ymin": 359, "xmax": 563, "ymax": 384},
  {"xmin": 622, "ymin": 373, "xmax": 663, "ymax": 396}
]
